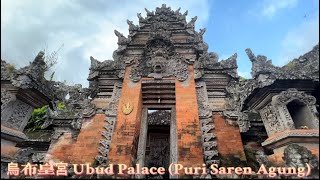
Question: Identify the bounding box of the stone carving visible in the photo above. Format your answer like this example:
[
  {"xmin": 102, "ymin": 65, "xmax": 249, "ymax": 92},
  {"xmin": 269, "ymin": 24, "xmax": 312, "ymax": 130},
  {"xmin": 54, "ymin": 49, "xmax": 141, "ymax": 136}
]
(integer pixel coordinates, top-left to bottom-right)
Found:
[
  {"xmin": 145, "ymin": 8, "xmax": 154, "ymax": 16},
  {"xmin": 31, "ymin": 152, "xmax": 46, "ymax": 163},
  {"xmin": 256, "ymin": 89, "xmax": 319, "ymax": 136},
  {"xmin": 122, "ymin": 102, "xmax": 133, "ymax": 115},
  {"xmin": 2, "ymin": 52, "xmax": 56, "ymax": 101},
  {"xmin": 129, "ymin": 36, "xmax": 190, "ymax": 82},
  {"xmin": 245, "ymin": 44, "xmax": 319, "ymax": 88},
  {"xmin": 96, "ymin": 82, "xmax": 122, "ymax": 165},
  {"xmin": 2, "ymin": 100, "xmax": 33, "ymax": 130},
  {"xmin": 12, "ymin": 147, "xmax": 33, "ymax": 163},
  {"xmin": 1, "ymin": 89, "xmax": 16, "ymax": 112},
  {"xmin": 283, "ymin": 144, "xmax": 319, "ymax": 178},
  {"xmin": 221, "ymin": 45, "xmax": 319, "ymax": 135},
  {"xmin": 195, "ymin": 81, "xmax": 219, "ymax": 167},
  {"xmin": 145, "ymin": 135, "xmax": 170, "ymax": 179},
  {"xmin": 114, "ymin": 30, "xmax": 131, "ymax": 46},
  {"xmin": 127, "ymin": 19, "xmax": 139, "ymax": 32},
  {"xmin": 35, "ymin": 84, "xmax": 96, "ymax": 142},
  {"xmin": 194, "ymin": 52, "xmax": 238, "ymax": 79},
  {"xmin": 147, "ymin": 110, "xmax": 171, "ymax": 126},
  {"xmin": 259, "ymin": 104, "xmax": 284, "ymax": 136},
  {"xmin": 237, "ymin": 112, "xmax": 250, "ymax": 133},
  {"xmin": 137, "ymin": 13, "xmax": 146, "ymax": 26},
  {"xmin": 270, "ymin": 89, "xmax": 318, "ymax": 132},
  {"xmin": 273, "ymin": 88, "xmax": 317, "ymax": 106},
  {"xmin": 255, "ymin": 150, "xmax": 268, "ymax": 166},
  {"xmin": 186, "ymin": 16, "xmax": 197, "ymax": 29},
  {"xmin": 87, "ymin": 56, "xmax": 125, "ymax": 82}
]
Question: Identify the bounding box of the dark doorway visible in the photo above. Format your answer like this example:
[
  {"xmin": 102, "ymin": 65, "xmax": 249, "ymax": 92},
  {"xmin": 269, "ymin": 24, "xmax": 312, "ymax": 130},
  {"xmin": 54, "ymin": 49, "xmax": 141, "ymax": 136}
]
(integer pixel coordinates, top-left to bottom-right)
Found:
[
  {"xmin": 286, "ymin": 100, "xmax": 314, "ymax": 129},
  {"xmin": 145, "ymin": 109, "xmax": 171, "ymax": 179}
]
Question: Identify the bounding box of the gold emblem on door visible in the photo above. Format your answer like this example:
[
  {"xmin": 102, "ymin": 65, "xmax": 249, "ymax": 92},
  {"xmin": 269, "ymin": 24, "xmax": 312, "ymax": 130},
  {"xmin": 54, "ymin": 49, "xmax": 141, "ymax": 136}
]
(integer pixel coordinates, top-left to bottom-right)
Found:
[{"xmin": 122, "ymin": 102, "xmax": 133, "ymax": 115}]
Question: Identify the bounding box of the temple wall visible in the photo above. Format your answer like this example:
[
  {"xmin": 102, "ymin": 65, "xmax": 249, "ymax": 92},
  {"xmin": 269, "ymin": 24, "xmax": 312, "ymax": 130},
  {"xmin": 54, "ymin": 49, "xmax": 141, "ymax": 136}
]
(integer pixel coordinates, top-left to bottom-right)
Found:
[
  {"xmin": 213, "ymin": 113, "xmax": 246, "ymax": 161},
  {"xmin": 46, "ymin": 114, "xmax": 105, "ymax": 164},
  {"xmin": 175, "ymin": 66, "xmax": 204, "ymax": 168}
]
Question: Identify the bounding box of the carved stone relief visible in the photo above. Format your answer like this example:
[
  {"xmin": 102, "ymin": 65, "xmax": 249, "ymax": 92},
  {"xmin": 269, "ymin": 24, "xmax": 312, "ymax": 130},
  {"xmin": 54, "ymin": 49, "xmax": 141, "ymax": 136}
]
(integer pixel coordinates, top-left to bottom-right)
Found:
[
  {"xmin": 1, "ymin": 99, "xmax": 34, "ymax": 131},
  {"xmin": 129, "ymin": 37, "xmax": 190, "ymax": 82},
  {"xmin": 195, "ymin": 81, "xmax": 220, "ymax": 167},
  {"xmin": 1, "ymin": 89, "xmax": 16, "ymax": 112},
  {"xmin": 147, "ymin": 110, "xmax": 171, "ymax": 126},
  {"xmin": 283, "ymin": 144, "xmax": 319, "ymax": 178},
  {"xmin": 258, "ymin": 89, "xmax": 319, "ymax": 136},
  {"xmin": 96, "ymin": 82, "xmax": 122, "ymax": 165},
  {"xmin": 259, "ymin": 104, "xmax": 284, "ymax": 136},
  {"xmin": 271, "ymin": 88, "xmax": 319, "ymax": 131}
]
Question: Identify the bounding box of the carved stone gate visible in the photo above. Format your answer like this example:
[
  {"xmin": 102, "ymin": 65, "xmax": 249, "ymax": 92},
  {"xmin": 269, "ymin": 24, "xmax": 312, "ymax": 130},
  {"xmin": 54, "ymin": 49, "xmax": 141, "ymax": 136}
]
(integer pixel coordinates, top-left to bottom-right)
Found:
[{"xmin": 88, "ymin": 4, "xmax": 240, "ymax": 178}]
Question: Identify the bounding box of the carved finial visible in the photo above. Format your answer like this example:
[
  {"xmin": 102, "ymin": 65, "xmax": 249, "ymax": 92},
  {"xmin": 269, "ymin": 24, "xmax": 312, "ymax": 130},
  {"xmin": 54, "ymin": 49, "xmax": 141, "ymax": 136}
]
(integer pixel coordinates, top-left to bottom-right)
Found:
[
  {"xmin": 187, "ymin": 16, "xmax": 197, "ymax": 28},
  {"xmin": 183, "ymin": 10, "xmax": 188, "ymax": 16},
  {"xmin": 114, "ymin": 30, "xmax": 130, "ymax": 45},
  {"xmin": 89, "ymin": 56, "xmax": 101, "ymax": 70},
  {"xmin": 175, "ymin": 7, "xmax": 181, "ymax": 14},
  {"xmin": 162, "ymin": 4, "xmax": 166, "ymax": 8},
  {"xmin": 245, "ymin": 48, "xmax": 256, "ymax": 62},
  {"xmin": 145, "ymin": 8, "xmax": 154, "ymax": 15},
  {"xmin": 127, "ymin": 19, "xmax": 139, "ymax": 31},
  {"xmin": 199, "ymin": 28, "xmax": 206, "ymax": 35},
  {"xmin": 192, "ymin": 16, "xmax": 197, "ymax": 22},
  {"xmin": 137, "ymin": 13, "xmax": 144, "ymax": 20},
  {"xmin": 114, "ymin": 30, "xmax": 121, "ymax": 37}
]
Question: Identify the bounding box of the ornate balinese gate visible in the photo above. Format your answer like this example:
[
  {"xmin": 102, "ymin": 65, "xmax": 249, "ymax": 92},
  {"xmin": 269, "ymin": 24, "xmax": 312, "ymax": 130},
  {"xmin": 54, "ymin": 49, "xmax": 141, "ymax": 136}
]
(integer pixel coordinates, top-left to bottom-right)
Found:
[{"xmin": 89, "ymin": 4, "xmax": 240, "ymax": 178}]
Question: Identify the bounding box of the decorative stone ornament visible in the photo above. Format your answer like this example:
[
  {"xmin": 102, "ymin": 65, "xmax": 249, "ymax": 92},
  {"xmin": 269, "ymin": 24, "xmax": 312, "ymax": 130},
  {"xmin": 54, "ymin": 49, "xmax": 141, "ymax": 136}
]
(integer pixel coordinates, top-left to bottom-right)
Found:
[{"xmin": 122, "ymin": 102, "xmax": 134, "ymax": 115}]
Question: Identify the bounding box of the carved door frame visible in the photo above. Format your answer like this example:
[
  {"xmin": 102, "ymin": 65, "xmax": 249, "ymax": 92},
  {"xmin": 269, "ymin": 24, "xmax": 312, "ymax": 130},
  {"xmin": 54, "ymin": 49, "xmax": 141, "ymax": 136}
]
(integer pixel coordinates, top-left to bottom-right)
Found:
[{"xmin": 135, "ymin": 106, "xmax": 177, "ymax": 179}]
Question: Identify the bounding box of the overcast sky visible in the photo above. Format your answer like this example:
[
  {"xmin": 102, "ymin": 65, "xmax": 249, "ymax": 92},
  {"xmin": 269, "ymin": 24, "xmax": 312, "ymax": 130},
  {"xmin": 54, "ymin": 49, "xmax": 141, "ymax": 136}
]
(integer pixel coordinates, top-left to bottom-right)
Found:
[{"xmin": 1, "ymin": 0, "xmax": 319, "ymax": 87}]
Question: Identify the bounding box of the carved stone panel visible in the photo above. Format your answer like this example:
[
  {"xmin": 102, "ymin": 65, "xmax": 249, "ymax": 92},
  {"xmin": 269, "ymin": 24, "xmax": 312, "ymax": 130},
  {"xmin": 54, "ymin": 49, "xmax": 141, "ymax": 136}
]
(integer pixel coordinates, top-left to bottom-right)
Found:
[
  {"xmin": 1, "ymin": 89, "xmax": 16, "ymax": 112},
  {"xmin": 259, "ymin": 104, "xmax": 285, "ymax": 136},
  {"xmin": 1, "ymin": 99, "xmax": 34, "ymax": 130},
  {"xmin": 271, "ymin": 89, "xmax": 319, "ymax": 131},
  {"xmin": 195, "ymin": 81, "xmax": 219, "ymax": 166},
  {"xmin": 95, "ymin": 82, "xmax": 122, "ymax": 165},
  {"xmin": 260, "ymin": 88, "xmax": 319, "ymax": 137},
  {"xmin": 147, "ymin": 110, "xmax": 171, "ymax": 126}
]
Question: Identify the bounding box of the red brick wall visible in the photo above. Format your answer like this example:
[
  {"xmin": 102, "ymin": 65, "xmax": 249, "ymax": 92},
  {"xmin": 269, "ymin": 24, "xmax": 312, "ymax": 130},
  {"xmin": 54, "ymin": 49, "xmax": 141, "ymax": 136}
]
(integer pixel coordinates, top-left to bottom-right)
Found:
[
  {"xmin": 175, "ymin": 65, "xmax": 204, "ymax": 168},
  {"xmin": 213, "ymin": 113, "xmax": 246, "ymax": 161},
  {"xmin": 107, "ymin": 66, "xmax": 143, "ymax": 167},
  {"xmin": 46, "ymin": 114, "xmax": 105, "ymax": 164}
]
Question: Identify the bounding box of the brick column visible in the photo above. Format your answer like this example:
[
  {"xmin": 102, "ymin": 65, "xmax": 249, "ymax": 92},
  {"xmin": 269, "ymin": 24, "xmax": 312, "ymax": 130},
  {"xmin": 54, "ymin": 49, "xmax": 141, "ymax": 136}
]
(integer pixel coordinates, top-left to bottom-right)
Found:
[
  {"xmin": 107, "ymin": 67, "xmax": 143, "ymax": 167},
  {"xmin": 175, "ymin": 65, "xmax": 204, "ymax": 168},
  {"xmin": 213, "ymin": 113, "xmax": 246, "ymax": 161}
]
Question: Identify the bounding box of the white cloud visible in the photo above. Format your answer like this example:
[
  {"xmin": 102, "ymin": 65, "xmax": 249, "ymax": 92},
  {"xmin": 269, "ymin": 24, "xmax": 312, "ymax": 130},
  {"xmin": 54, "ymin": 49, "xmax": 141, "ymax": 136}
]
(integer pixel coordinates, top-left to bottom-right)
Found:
[
  {"xmin": 276, "ymin": 13, "xmax": 319, "ymax": 66},
  {"xmin": 261, "ymin": 0, "xmax": 298, "ymax": 18},
  {"xmin": 1, "ymin": 0, "xmax": 210, "ymax": 87}
]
